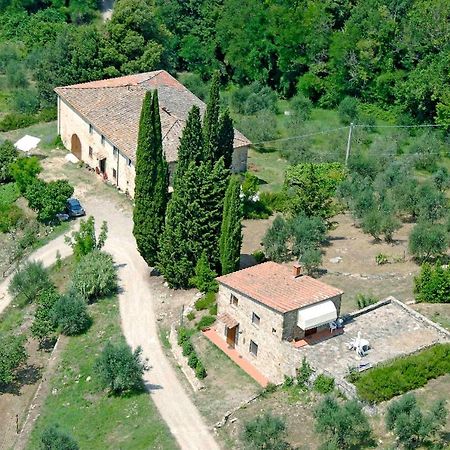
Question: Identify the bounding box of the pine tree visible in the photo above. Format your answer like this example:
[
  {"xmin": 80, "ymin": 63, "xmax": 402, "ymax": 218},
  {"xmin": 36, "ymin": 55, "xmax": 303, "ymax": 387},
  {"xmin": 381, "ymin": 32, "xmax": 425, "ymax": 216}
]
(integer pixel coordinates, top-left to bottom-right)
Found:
[
  {"xmin": 133, "ymin": 90, "xmax": 168, "ymax": 267},
  {"xmin": 219, "ymin": 175, "xmax": 243, "ymax": 274},
  {"xmin": 158, "ymin": 162, "xmax": 203, "ymax": 288},
  {"xmin": 218, "ymin": 108, "xmax": 234, "ymax": 169},
  {"xmin": 203, "ymin": 71, "xmax": 221, "ymax": 163},
  {"xmin": 198, "ymin": 157, "xmax": 229, "ymax": 271},
  {"xmin": 175, "ymin": 105, "xmax": 204, "ymax": 181}
]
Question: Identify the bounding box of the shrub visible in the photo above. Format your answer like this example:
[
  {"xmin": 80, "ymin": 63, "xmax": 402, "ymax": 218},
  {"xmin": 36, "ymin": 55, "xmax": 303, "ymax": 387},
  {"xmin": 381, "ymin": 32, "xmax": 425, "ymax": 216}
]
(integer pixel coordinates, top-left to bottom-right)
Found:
[
  {"xmin": 0, "ymin": 334, "xmax": 27, "ymax": 385},
  {"xmin": 182, "ymin": 340, "xmax": 194, "ymax": 357},
  {"xmin": 194, "ymin": 291, "xmax": 216, "ymax": 311},
  {"xmin": 243, "ymin": 198, "xmax": 272, "ymax": 219},
  {"xmin": 262, "ymin": 215, "xmax": 290, "ymax": 263},
  {"xmin": 186, "ymin": 311, "xmax": 195, "ymax": 321},
  {"xmin": 386, "ymin": 394, "xmax": 448, "ymax": 449},
  {"xmin": 70, "ymin": 251, "xmax": 118, "ymax": 302},
  {"xmin": 0, "ymin": 203, "xmax": 24, "ymax": 232},
  {"xmin": 52, "ymin": 291, "xmax": 91, "ymax": 336},
  {"xmin": 289, "ymin": 93, "xmax": 313, "ymax": 122},
  {"xmin": 177, "ymin": 327, "xmax": 194, "ymax": 346},
  {"xmin": 187, "ymin": 353, "xmax": 198, "ymax": 369},
  {"xmin": 189, "ymin": 252, "xmax": 218, "ymax": 293},
  {"xmin": 196, "ymin": 315, "xmax": 216, "ymax": 331},
  {"xmin": 237, "ymin": 110, "xmax": 278, "ymax": 143},
  {"xmin": 39, "ymin": 424, "xmax": 79, "ymax": 450},
  {"xmin": 25, "ymin": 178, "xmax": 74, "ymax": 223},
  {"xmin": 31, "ymin": 287, "xmax": 60, "ymax": 347},
  {"xmin": 314, "ymin": 396, "xmax": 373, "ymax": 450},
  {"xmin": 313, "ymin": 374, "xmax": 335, "ymax": 394},
  {"xmin": 0, "ymin": 140, "xmax": 18, "ymax": 183},
  {"xmin": 0, "ymin": 112, "xmax": 37, "ymax": 132},
  {"xmin": 414, "ymin": 263, "xmax": 450, "ymax": 303},
  {"xmin": 65, "ymin": 216, "xmax": 108, "ymax": 261},
  {"xmin": 338, "ymin": 96, "xmax": 359, "ymax": 125},
  {"xmin": 409, "ymin": 221, "xmax": 448, "ymax": 261},
  {"xmin": 9, "ymin": 261, "xmax": 52, "ymax": 305},
  {"xmin": 252, "ymin": 250, "xmax": 266, "ymax": 264},
  {"xmin": 259, "ymin": 191, "xmax": 286, "ymax": 212},
  {"xmin": 12, "ymin": 87, "xmax": 40, "ymax": 114},
  {"xmin": 208, "ymin": 303, "xmax": 217, "ymax": 315},
  {"xmin": 242, "ymin": 413, "xmax": 289, "ymax": 450},
  {"xmin": 353, "ymin": 344, "xmax": 450, "ymax": 403},
  {"xmin": 375, "ymin": 253, "xmax": 389, "ymax": 265},
  {"xmin": 195, "ymin": 360, "xmax": 207, "ymax": 379},
  {"xmin": 9, "ymin": 156, "xmax": 41, "ymax": 194},
  {"xmin": 95, "ymin": 341, "xmax": 145, "ymax": 395},
  {"xmin": 283, "ymin": 376, "xmax": 294, "ymax": 388},
  {"xmin": 296, "ymin": 357, "xmax": 312, "ymax": 388},
  {"xmin": 355, "ymin": 293, "xmax": 378, "ymax": 309}
]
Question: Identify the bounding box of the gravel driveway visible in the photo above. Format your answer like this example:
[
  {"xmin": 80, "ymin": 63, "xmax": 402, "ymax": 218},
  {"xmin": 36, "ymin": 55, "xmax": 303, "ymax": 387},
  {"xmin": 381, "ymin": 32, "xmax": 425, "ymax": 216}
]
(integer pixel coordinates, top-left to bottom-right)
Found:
[{"xmin": 0, "ymin": 192, "xmax": 219, "ymax": 450}]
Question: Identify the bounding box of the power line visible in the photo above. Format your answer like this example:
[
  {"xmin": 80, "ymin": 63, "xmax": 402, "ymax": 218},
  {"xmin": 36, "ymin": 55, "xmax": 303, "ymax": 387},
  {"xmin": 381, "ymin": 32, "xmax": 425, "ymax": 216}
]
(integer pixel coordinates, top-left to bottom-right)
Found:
[
  {"xmin": 249, "ymin": 122, "xmax": 447, "ymax": 148},
  {"xmin": 354, "ymin": 124, "xmax": 446, "ymax": 129},
  {"xmin": 250, "ymin": 126, "xmax": 349, "ymax": 146}
]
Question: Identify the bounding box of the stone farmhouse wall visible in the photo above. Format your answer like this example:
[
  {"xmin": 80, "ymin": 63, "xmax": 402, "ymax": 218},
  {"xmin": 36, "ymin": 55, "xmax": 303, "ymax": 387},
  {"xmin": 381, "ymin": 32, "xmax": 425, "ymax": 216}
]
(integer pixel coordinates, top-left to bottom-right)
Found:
[
  {"xmin": 217, "ymin": 284, "xmax": 303, "ymax": 383},
  {"xmin": 57, "ymin": 96, "xmax": 248, "ymax": 197},
  {"xmin": 57, "ymin": 97, "xmax": 136, "ymax": 196}
]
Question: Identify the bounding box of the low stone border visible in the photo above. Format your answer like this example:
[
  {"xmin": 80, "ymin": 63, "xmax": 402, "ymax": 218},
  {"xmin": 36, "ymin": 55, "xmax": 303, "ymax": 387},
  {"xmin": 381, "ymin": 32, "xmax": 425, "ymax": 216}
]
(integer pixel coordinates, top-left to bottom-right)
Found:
[{"xmin": 169, "ymin": 325, "xmax": 205, "ymax": 392}]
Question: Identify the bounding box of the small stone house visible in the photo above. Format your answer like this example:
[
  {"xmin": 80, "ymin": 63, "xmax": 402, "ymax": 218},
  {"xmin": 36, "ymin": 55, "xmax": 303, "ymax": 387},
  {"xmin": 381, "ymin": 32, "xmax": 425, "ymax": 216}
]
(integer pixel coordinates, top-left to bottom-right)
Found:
[
  {"xmin": 54, "ymin": 70, "xmax": 250, "ymax": 197},
  {"xmin": 215, "ymin": 261, "xmax": 343, "ymax": 382}
]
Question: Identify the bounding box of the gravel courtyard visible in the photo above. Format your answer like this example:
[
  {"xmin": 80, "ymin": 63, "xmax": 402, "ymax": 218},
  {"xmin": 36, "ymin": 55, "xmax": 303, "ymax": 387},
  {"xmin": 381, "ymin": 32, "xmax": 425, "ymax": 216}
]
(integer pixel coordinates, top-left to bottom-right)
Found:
[{"xmin": 301, "ymin": 299, "xmax": 449, "ymax": 384}]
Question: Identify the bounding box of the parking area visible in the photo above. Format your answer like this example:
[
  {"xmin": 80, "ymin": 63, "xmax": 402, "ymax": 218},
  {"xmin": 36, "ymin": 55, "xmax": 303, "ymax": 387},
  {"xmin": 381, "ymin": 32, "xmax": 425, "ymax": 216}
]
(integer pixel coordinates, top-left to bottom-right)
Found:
[{"xmin": 301, "ymin": 298, "xmax": 449, "ymax": 384}]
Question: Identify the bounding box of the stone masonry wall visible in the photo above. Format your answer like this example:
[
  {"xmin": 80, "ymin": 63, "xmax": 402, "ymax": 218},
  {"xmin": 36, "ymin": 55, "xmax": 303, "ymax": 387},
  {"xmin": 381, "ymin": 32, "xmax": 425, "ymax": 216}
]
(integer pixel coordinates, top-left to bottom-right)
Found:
[
  {"xmin": 58, "ymin": 98, "xmax": 136, "ymax": 196},
  {"xmin": 217, "ymin": 284, "xmax": 290, "ymax": 383}
]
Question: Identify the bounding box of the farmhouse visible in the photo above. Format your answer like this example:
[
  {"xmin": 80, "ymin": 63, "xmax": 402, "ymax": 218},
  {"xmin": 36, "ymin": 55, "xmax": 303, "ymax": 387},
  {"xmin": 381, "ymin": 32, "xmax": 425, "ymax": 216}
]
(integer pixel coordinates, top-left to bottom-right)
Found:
[
  {"xmin": 54, "ymin": 70, "xmax": 251, "ymax": 197},
  {"xmin": 214, "ymin": 261, "xmax": 344, "ymax": 382}
]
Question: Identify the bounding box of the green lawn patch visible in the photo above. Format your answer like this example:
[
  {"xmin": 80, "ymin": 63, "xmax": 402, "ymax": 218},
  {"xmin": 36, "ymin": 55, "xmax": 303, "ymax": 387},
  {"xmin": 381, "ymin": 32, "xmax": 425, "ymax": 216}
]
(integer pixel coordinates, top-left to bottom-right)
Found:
[
  {"xmin": 27, "ymin": 296, "xmax": 177, "ymax": 450},
  {"xmin": 352, "ymin": 344, "xmax": 450, "ymax": 403}
]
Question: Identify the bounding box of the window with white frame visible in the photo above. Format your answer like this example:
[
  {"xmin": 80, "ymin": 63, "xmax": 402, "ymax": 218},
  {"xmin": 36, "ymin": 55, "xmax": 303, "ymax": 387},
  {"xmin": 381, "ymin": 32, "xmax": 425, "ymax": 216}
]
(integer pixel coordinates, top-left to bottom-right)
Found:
[
  {"xmin": 101, "ymin": 135, "xmax": 105, "ymax": 145},
  {"xmin": 89, "ymin": 124, "xmax": 93, "ymax": 134},
  {"xmin": 230, "ymin": 294, "xmax": 238, "ymax": 307},
  {"xmin": 252, "ymin": 312, "xmax": 260, "ymax": 326},
  {"xmin": 127, "ymin": 158, "xmax": 132, "ymax": 166},
  {"xmin": 249, "ymin": 340, "xmax": 258, "ymax": 356},
  {"xmin": 113, "ymin": 147, "xmax": 118, "ymax": 157}
]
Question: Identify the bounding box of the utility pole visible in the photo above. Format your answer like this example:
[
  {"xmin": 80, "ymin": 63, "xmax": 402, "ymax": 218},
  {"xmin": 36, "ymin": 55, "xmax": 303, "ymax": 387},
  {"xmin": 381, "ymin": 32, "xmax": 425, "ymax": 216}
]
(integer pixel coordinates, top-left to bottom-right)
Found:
[{"xmin": 345, "ymin": 122, "xmax": 353, "ymax": 166}]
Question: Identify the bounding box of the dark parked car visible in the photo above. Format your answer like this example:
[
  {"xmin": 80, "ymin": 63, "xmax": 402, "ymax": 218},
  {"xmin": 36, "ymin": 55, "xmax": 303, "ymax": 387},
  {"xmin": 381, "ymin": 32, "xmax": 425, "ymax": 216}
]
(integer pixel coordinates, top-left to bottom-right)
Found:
[{"xmin": 66, "ymin": 198, "xmax": 86, "ymax": 217}]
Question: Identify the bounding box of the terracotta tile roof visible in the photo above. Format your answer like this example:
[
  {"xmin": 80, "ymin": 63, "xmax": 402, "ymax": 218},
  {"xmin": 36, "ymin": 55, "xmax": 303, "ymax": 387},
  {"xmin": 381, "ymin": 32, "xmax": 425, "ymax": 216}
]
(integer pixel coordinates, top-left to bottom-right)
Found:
[
  {"xmin": 217, "ymin": 312, "xmax": 238, "ymax": 328},
  {"xmin": 55, "ymin": 70, "xmax": 251, "ymax": 163},
  {"xmin": 217, "ymin": 261, "xmax": 343, "ymax": 313}
]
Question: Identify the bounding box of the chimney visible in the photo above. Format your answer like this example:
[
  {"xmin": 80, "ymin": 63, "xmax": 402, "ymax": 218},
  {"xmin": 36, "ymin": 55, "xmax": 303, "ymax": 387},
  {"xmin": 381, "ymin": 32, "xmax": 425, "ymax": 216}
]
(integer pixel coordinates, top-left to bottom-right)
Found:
[{"xmin": 293, "ymin": 263, "xmax": 302, "ymax": 278}]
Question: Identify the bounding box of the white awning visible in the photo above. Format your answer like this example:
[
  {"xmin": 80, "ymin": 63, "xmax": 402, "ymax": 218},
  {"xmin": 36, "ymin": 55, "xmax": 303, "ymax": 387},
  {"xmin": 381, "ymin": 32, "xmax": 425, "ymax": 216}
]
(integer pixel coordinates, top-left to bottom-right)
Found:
[{"xmin": 297, "ymin": 300, "xmax": 337, "ymax": 330}]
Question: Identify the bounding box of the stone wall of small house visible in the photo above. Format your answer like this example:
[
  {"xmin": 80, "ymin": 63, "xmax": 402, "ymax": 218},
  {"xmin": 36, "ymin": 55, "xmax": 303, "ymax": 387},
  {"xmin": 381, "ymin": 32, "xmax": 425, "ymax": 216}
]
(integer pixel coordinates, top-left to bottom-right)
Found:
[
  {"xmin": 282, "ymin": 295, "xmax": 342, "ymax": 341},
  {"xmin": 217, "ymin": 284, "xmax": 293, "ymax": 383},
  {"xmin": 58, "ymin": 97, "xmax": 136, "ymax": 196},
  {"xmin": 231, "ymin": 146, "xmax": 248, "ymax": 173}
]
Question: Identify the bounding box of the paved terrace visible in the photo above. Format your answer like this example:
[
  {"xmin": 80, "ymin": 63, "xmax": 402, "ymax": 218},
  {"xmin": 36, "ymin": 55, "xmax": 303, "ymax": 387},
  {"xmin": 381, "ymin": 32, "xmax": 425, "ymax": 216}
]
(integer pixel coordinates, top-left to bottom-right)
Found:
[{"xmin": 301, "ymin": 298, "xmax": 449, "ymax": 384}]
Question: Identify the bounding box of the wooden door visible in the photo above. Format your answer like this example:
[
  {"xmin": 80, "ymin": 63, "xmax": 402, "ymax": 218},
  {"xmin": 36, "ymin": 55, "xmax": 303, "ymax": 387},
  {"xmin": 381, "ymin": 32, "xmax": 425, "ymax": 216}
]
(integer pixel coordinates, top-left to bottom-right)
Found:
[
  {"xmin": 71, "ymin": 134, "xmax": 82, "ymax": 160},
  {"xmin": 226, "ymin": 326, "xmax": 237, "ymax": 348}
]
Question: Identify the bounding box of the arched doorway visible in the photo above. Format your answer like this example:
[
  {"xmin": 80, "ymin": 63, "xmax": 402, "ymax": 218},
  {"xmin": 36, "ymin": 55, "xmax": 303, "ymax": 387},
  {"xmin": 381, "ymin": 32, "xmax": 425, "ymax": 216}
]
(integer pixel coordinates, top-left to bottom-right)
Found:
[{"xmin": 71, "ymin": 134, "xmax": 82, "ymax": 160}]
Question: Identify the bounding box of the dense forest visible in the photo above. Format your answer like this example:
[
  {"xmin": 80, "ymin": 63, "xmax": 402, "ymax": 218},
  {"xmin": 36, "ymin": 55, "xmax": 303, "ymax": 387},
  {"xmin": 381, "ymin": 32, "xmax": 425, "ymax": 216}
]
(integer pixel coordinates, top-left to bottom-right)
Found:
[{"xmin": 0, "ymin": 0, "xmax": 449, "ymax": 128}]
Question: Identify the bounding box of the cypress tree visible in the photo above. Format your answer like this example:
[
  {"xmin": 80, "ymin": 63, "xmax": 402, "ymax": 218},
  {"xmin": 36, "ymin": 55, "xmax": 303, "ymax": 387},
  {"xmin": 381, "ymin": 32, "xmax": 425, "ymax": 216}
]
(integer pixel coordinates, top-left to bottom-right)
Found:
[
  {"xmin": 203, "ymin": 71, "xmax": 221, "ymax": 163},
  {"xmin": 218, "ymin": 108, "xmax": 235, "ymax": 169},
  {"xmin": 175, "ymin": 105, "xmax": 204, "ymax": 181},
  {"xmin": 198, "ymin": 157, "xmax": 229, "ymax": 271},
  {"xmin": 158, "ymin": 162, "xmax": 203, "ymax": 288},
  {"xmin": 132, "ymin": 90, "xmax": 168, "ymax": 267},
  {"xmin": 219, "ymin": 175, "xmax": 243, "ymax": 275}
]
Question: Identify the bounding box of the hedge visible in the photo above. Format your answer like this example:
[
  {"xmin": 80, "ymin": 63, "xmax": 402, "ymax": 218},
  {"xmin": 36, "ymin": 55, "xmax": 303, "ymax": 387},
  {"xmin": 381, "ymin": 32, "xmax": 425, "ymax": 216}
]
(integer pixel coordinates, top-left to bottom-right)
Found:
[
  {"xmin": 352, "ymin": 344, "xmax": 450, "ymax": 403},
  {"xmin": 176, "ymin": 328, "xmax": 207, "ymax": 380}
]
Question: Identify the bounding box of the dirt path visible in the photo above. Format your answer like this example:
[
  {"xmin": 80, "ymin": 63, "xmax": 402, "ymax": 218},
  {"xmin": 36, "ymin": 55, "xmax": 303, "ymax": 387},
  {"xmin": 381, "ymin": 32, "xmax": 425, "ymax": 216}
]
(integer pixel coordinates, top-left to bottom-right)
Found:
[
  {"xmin": 80, "ymin": 196, "xmax": 219, "ymax": 450},
  {"xmin": 0, "ymin": 233, "xmax": 72, "ymax": 316},
  {"xmin": 1, "ymin": 196, "xmax": 219, "ymax": 449}
]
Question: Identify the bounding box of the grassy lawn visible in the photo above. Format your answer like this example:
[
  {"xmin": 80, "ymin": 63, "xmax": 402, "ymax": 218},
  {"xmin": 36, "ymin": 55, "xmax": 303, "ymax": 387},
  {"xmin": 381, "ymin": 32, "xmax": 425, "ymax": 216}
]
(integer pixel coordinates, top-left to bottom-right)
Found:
[
  {"xmin": 27, "ymin": 291, "xmax": 177, "ymax": 449},
  {"xmin": 191, "ymin": 333, "xmax": 260, "ymax": 425},
  {"xmin": 0, "ymin": 121, "xmax": 57, "ymax": 147}
]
